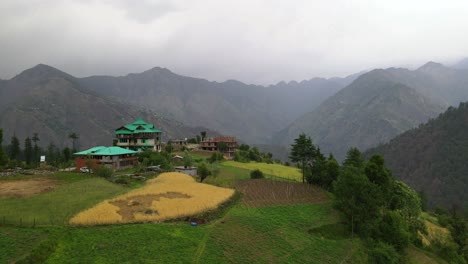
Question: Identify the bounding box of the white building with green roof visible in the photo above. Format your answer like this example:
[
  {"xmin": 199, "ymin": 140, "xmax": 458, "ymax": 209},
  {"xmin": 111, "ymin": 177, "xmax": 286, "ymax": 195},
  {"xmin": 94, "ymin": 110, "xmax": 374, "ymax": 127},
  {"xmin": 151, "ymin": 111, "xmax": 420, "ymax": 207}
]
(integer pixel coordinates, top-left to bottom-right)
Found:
[{"xmin": 114, "ymin": 118, "xmax": 162, "ymax": 152}]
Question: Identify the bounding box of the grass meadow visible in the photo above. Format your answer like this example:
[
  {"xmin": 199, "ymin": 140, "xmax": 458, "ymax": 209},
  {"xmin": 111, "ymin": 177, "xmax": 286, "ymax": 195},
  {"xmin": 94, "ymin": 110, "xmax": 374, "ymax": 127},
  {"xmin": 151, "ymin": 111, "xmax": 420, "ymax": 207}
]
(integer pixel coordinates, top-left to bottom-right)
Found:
[
  {"xmin": 199, "ymin": 203, "xmax": 367, "ymax": 264},
  {"xmin": 223, "ymin": 161, "xmax": 302, "ymax": 182},
  {"xmin": 2, "ymin": 202, "xmax": 368, "ymax": 264},
  {"xmin": 0, "ymin": 169, "xmax": 447, "ymax": 263},
  {"xmin": 0, "ymin": 172, "xmax": 128, "ymax": 226}
]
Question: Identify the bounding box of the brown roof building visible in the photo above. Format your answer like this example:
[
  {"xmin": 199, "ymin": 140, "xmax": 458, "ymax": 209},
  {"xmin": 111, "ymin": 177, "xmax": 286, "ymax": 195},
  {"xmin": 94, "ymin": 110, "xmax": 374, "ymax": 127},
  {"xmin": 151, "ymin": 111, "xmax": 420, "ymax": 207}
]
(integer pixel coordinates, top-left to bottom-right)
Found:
[{"xmin": 200, "ymin": 137, "xmax": 237, "ymax": 158}]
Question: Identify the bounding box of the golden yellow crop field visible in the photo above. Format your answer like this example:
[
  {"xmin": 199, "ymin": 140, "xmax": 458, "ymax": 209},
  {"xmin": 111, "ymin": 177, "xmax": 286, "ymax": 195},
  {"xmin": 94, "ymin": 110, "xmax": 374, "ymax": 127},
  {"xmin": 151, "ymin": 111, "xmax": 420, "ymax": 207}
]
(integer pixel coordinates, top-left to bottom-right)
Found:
[
  {"xmin": 223, "ymin": 161, "xmax": 302, "ymax": 181},
  {"xmin": 69, "ymin": 172, "xmax": 235, "ymax": 225}
]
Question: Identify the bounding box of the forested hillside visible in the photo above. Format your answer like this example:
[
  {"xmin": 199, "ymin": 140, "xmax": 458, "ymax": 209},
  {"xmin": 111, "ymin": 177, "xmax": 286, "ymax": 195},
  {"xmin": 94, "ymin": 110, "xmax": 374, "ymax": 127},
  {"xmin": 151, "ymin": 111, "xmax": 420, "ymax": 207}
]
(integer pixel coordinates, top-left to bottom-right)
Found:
[
  {"xmin": 366, "ymin": 102, "xmax": 468, "ymax": 209},
  {"xmin": 275, "ymin": 62, "xmax": 468, "ymax": 161},
  {"xmin": 275, "ymin": 69, "xmax": 444, "ymax": 161}
]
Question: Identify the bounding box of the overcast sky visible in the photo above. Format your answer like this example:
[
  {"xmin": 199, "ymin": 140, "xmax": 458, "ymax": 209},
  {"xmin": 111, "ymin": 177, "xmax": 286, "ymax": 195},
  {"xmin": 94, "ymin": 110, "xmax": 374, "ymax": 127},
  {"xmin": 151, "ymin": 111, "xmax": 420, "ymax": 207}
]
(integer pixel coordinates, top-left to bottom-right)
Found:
[{"xmin": 1, "ymin": 0, "xmax": 468, "ymax": 85}]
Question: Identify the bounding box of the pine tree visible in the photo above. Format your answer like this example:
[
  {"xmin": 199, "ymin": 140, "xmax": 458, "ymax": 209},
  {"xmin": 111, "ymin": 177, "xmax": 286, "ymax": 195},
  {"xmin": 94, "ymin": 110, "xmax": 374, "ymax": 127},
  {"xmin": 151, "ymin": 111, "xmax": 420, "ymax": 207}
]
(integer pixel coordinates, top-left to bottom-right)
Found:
[
  {"xmin": 8, "ymin": 135, "xmax": 20, "ymax": 161},
  {"xmin": 289, "ymin": 133, "xmax": 315, "ymax": 183},
  {"xmin": 343, "ymin": 147, "xmax": 364, "ymax": 169},
  {"xmin": 32, "ymin": 133, "xmax": 40, "ymax": 166},
  {"xmin": 0, "ymin": 129, "xmax": 8, "ymax": 166},
  {"xmin": 24, "ymin": 137, "xmax": 33, "ymax": 165},
  {"xmin": 68, "ymin": 132, "xmax": 79, "ymax": 152}
]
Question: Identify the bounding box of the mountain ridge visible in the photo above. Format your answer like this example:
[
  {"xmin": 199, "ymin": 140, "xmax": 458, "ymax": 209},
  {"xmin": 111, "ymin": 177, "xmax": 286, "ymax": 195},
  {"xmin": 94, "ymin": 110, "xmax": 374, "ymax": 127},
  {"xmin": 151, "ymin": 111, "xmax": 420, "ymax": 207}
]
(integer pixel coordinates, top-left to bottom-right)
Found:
[
  {"xmin": 0, "ymin": 65, "xmax": 218, "ymax": 148},
  {"xmin": 365, "ymin": 102, "xmax": 468, "ymax": 209},
  {"xmin": 273, "ymin": 66, "xmax": 451, "ymax": 160}
]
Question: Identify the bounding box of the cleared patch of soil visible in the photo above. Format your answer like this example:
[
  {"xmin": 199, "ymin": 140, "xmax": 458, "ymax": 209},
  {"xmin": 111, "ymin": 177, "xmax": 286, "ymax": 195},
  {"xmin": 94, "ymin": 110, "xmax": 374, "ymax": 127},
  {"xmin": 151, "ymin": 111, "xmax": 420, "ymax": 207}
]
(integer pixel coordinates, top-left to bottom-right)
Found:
[
  {"xmin": 110, "ymin": 192, "xmax": 191, "ymax": 221},
  {"xmin": 236, "ymin": 179, "xmax": 330, "ymax": 207},
  {"xmin": 0, "ymin": 178, "xmax": 57, "ymax": 198}
]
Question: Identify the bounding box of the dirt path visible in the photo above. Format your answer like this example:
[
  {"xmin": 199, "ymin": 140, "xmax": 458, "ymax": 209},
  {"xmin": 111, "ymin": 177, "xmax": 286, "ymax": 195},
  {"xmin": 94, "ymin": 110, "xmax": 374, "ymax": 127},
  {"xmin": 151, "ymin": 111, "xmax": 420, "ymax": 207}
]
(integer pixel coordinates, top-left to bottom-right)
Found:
[{"xmin": 0, "ymin": 178, "xmax": 57, "ymax": 198}]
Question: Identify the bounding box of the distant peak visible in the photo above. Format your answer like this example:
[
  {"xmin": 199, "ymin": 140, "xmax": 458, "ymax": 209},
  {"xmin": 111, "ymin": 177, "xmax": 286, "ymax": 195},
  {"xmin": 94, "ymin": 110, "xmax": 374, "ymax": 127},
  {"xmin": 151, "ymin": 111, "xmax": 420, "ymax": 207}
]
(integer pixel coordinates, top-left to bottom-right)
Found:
[
  {"xmin": 452, "ymin": 57, "xmax": 468, "ymax": 70},
  {"xmin": 417, "ymin": 61, "xmax": 444, "ymax": 71},
  {"xmin": 145, "ymin": 66, "xmax": 173, "ymax": 75},
  {"xmin": 13, "ymin": 63, "xmax": 72, "ymax": 82}
]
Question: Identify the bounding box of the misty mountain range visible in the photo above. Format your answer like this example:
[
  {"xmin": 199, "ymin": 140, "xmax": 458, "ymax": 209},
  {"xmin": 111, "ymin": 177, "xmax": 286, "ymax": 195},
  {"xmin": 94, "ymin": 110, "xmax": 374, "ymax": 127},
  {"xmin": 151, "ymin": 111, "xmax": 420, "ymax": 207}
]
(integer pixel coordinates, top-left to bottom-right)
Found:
[
  {"xmin": 0, "ymin": 63, "xmax": 357, "ymax": 149},
  {"xmin": 0, "ymin": 60, "xmax": 467, "ymax": 161},
  {"xmin": 274, "ymin": 62, "xmax": 468, "ymax": 160}
]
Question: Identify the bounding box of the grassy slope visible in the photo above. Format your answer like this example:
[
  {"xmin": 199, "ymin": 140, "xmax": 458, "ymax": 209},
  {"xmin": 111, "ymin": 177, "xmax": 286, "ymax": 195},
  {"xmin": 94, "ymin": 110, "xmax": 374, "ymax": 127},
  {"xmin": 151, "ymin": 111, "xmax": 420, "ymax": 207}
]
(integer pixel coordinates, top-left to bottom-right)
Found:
[
  {"xmin": 0, "ymin": 173, "xmax": 128, "ymax": 225},
  {"xmin": 200, "ymin": 203, "xmax": 366, "ymax": 263},
  {"xmin": 203, "ymin": 163, "xmax": 251, "ymax": 187},
  {"xmin": 222, "ymin": 161, "xmax": 301, "ymax": 181},
  {"xmin": 1, "ymin": 203, "xmax": 367, "ymax": 264},
  {"xmin": 0, "ymin": 169, "xmax": 445, "ymax": 263}
]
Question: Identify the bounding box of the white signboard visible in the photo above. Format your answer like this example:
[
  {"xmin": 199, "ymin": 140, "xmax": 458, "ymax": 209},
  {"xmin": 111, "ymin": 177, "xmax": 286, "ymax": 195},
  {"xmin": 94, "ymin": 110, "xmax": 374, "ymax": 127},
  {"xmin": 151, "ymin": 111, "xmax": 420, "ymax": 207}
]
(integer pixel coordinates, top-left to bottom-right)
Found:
[{"xmin": 40, "ymin": 155, "xmax": 46, "ymax": 162}]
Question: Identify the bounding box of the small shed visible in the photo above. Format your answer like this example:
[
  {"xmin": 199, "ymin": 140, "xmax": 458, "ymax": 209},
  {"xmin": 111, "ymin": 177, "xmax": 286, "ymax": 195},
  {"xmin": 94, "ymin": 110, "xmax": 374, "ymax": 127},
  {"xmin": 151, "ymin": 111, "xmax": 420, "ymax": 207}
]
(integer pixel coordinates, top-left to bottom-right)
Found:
[
  {"xmin": 171, "ymin": 155, "xmax": 184, "ymax": 163},
  {"xmin": 174, "ymin": 166, "xmax": 198, "ymax": 177}
]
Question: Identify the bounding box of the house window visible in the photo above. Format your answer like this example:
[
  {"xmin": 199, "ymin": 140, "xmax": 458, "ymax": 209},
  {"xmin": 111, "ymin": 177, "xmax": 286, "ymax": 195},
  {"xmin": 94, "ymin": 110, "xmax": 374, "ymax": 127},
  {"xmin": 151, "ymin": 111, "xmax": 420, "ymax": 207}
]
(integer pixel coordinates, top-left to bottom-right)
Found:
[{"xmin": 119, "ymin": 138, "xmax": 128, "ymax": 143}]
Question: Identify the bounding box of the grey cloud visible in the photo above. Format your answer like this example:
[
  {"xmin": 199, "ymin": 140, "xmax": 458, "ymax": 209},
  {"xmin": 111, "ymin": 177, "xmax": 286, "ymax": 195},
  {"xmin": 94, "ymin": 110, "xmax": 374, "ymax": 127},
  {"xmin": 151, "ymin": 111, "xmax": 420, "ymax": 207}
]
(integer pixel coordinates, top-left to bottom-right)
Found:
[
  {"xmin": 105, "ymin": 0, "xmax": 180, "ymax": 24},
  {"xmin": 0, "ymin": 0, "xmax": 468, "ymax": 85}
]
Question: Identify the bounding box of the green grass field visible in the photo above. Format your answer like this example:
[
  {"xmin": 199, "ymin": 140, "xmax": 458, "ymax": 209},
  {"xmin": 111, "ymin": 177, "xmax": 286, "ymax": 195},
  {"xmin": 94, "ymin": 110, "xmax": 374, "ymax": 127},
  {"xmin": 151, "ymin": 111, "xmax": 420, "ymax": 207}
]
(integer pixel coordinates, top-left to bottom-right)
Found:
[
  {"xmin": 0, "ymin": 171, "xmax": 446, "ymax": 263},
  {"xmin": 0, "ymin": 173, "xmax": 128, "ymax": 226},
  {"xmin": 223, "ymin": 161, "xmax": 302, "ymax": 181},
  {"xmin": 1, "ymin": 202, "xmax": 367, "ymax": 264},
  {"xmin": 199, "ymin": 203, "xmax": 367, "ymax": 263}
]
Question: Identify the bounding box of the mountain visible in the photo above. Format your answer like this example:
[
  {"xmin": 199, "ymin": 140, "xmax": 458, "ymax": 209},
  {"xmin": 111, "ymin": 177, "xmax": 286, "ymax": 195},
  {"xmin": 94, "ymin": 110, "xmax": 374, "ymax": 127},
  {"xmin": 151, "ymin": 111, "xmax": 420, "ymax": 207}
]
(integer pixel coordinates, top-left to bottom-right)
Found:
[
  {"xmin": 274, "ymin": 62, "xmax": 468, "ymax": 160},
  {"xmin": 452, "ymin": 57, "xmax": 468, "ymax": 70},
  {"xmin": 365, "ymin": 102, "xmax": 468, "ymax": 209},
  {"xmin": 79, "ymin": 68, "xmax": 353, "ymax": 144},
  {"xmin": 0, "ymin": 65, "xmax": 216, "ymax": 149},
  {"xmin": 274, "ymin": 69, "xmax": 446, "ymax": 161}
]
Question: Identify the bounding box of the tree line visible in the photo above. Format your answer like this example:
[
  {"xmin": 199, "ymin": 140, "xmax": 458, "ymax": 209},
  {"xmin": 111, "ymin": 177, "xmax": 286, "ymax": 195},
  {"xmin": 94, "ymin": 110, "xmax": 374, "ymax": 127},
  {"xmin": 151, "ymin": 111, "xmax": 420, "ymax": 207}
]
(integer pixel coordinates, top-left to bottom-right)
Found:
[
  {"xmin": 290, "ymin": 133, "xmax": 467, "ymax": 263},
  {"xmin": 0, "ymin": 128, "xmax": 79, "ymax": 169}
]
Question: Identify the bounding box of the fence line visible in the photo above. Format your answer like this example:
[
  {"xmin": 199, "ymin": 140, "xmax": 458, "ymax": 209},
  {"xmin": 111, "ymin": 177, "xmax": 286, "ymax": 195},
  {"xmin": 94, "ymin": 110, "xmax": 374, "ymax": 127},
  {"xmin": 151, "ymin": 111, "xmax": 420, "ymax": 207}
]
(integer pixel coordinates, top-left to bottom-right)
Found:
[{"xmin": 0, "ymin": 216, "xmax": 66, "ymax": 227}]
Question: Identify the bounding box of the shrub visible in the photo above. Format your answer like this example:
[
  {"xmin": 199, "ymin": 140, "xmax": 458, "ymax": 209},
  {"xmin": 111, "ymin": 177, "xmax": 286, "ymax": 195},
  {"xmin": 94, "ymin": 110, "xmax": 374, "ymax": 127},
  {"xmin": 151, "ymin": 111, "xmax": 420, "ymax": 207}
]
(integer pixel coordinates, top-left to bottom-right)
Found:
[
  {"xmin": 368, "ymin": 241, "xmax": 400, "ymax": 264},
  {"xmin": 208, "ymin": 152, "xmax": 224, "ymax": 163},
  {"xmin": 198, "ymin": 162, "xmax": 211, "ymax": 183},
  {"xmin": 250, "ymin": 169, "xmax": 264, "ymax": 179},
  {"xmin": 95, "ymin": 166, "xmax": 113, "ymax": 178},
  {"xmin": 114, "ymin": 177, "xmax": 129, "ymax": 185},
  {"xmin": 375, "ymin": 211, "xmax": 410, "ymax": 252},
  {"xmin": 17, "ymin": 238, "xmax": 58, "ymax": 264}
]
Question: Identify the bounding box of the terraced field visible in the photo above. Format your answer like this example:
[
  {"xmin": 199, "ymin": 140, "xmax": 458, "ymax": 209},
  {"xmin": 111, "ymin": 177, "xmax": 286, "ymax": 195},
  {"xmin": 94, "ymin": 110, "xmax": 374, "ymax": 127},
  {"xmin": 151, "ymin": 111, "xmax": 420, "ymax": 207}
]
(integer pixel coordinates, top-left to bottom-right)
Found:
[
  {"xmin": 223, "ymin": 161, "xmax": 302, "ymax": 181},
  {"xmin": 70, "ymin": 173, "xmax": 235, "ymax": 225}
]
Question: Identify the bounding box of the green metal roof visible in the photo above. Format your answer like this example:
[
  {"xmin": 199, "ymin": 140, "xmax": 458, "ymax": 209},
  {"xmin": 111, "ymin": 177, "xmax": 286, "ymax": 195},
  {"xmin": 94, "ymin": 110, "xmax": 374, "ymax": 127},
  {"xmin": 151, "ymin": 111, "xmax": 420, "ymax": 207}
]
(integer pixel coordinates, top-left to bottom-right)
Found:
[
  {"xmin": 74, "ymin": 146, "xmax": 138, "ymax": 156},
  {"xmin": 115, "ymin": 118, "xmax": 162, "ymax": 135},
  {"xmin": 132, "ymin": 117, "xmax": 148, "ymax": 125},
  {"xmin": 115, "ymin": 130, "xmax": 132, "ymax": 135}
]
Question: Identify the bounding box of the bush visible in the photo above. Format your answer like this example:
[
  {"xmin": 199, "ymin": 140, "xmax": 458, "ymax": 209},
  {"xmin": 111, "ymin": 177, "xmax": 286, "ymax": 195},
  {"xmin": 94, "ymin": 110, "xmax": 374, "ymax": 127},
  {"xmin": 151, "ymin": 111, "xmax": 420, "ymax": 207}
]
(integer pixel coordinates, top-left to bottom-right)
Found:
[
  {"xmin": 17, "ymin": 238, "xmax": 58, "ymax": 264},
  {"xmin": 430, "ymin": 239, "xmax": 466, "ymax": 264},
  {"xmin": 208, "ymin": 152, "xmax": 224, "ymax": 163},
  {"xmin": 250, "ymin": 169, "xmax": 264, "ymax": 179},
  {"xmin": 95, "ymin": 166, "xmax": 113, "ymax": 178},
  {"xmin": 198, "ymin": 162, "xmax": 211, "ymax": 182},
  {"xmin": 114, "ymin": 177, "xmax": 129, "ymax": 185},
  {"xmin": 375, "ymin": 211, "xmax": 410, "ymax": 252},
  {"xmin": 368, "ymin": 241, "xmax": 400, "ymax": 264}
]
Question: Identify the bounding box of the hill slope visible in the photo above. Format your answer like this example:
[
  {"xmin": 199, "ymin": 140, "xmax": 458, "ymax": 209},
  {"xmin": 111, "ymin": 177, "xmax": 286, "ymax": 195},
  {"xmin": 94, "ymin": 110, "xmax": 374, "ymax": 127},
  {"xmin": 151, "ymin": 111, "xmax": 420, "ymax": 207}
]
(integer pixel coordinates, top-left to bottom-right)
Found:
[
  {"xmin": 0, "ymin": 65, "xmax": 215, "ymax": 149},
  {"xmin": 365, "ymin": 102, "xmax": 468, "ymax": 209},
  {"xmin": 275, "ymin": 69, "xmax": 445, "ymax": 160}
]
